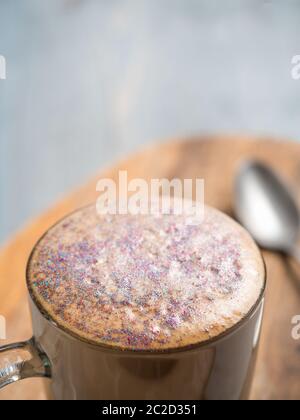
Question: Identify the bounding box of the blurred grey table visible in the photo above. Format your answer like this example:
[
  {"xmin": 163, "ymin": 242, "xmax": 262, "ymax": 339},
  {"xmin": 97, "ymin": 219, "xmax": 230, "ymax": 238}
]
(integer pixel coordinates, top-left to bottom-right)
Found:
[{"xmin": 1, "ymin": 0, "xmax": 300, "ymax": 242}]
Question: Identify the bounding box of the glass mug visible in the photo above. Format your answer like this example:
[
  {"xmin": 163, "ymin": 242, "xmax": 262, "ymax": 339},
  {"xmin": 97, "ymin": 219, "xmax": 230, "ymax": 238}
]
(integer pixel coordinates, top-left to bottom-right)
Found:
[{"xmin": 0, "ymin": 213, "xmax": 266, "ymax": 400}]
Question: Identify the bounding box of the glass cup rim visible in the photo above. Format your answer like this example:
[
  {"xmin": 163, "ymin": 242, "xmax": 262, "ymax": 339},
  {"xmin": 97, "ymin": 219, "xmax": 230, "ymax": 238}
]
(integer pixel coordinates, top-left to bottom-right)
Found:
[{"xmin": 26, "ymin": 205, "xmax": 267, "ymax": 356}]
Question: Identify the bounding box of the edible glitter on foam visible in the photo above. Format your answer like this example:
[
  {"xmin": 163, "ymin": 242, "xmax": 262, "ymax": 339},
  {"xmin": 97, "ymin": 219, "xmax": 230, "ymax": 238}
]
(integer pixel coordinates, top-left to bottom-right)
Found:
[{"xmin": 29, "ymin": 206, "xmax": 257, "ymax": 350}]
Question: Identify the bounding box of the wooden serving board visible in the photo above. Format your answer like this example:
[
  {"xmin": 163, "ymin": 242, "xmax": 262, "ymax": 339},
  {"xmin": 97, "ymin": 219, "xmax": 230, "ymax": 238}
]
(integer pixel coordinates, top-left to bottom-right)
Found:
[{"xmin": 0, "ymin": 135, "xmax": 299, "ymax": 400}]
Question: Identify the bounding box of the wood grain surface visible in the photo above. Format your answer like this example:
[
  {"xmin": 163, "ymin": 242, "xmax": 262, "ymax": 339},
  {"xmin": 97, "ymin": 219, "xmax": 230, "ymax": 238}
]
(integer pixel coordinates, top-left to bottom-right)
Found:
[{"xmin": 0, "ymin": 135, "xmax": 299, "ymax": 400}]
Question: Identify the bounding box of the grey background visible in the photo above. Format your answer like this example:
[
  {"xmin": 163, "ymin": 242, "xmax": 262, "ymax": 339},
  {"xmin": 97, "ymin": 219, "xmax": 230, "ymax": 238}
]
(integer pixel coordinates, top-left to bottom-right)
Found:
[{"xmin": 1, "ymin": 0, "xmax": 300, "ymax": 243}]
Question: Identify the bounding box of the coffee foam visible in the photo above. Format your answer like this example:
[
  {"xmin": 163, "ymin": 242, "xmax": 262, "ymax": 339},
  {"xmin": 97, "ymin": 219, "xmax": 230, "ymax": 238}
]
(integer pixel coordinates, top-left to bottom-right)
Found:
[{"xmin": 27, "ymin": 204, "xmax": 265, "ymax": 351}]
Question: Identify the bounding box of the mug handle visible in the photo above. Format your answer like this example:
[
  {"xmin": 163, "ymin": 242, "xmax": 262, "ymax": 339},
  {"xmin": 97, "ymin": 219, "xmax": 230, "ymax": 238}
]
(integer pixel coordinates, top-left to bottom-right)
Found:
[{"xmin": 0, "ymin": 337, "xmax": 51, "ymax": 389}]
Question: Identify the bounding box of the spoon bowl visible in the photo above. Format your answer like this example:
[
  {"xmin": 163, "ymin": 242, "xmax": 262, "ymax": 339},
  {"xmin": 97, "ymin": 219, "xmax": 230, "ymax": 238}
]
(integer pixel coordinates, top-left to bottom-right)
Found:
[{"xmin": 234, "ymin": 161, "xmax": 300, "ymax": 254}]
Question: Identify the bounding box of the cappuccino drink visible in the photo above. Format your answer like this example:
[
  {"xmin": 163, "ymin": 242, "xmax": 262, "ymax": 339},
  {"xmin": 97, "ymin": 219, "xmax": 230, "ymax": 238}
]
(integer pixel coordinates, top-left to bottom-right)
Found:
[
  {"xmin": 28, "ymin": 204, "xmax": 264, "ymax": 350},
  {"xmin": 25, "ymin": 203, "xmax": 265, "ymax": 399}
]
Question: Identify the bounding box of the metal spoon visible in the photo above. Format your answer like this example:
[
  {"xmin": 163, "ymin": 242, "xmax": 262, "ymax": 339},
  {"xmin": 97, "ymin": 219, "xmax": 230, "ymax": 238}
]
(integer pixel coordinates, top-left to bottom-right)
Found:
[{"xmin": 234, "ymin": 160, "xmax": 300, "ymax": 262}]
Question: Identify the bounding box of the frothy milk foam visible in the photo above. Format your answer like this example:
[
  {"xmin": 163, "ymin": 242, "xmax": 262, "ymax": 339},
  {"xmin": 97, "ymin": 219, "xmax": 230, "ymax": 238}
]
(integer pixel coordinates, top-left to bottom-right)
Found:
[{"xmin": 28, "ymin": 204, "xmax": 265, "ymax": 351}]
